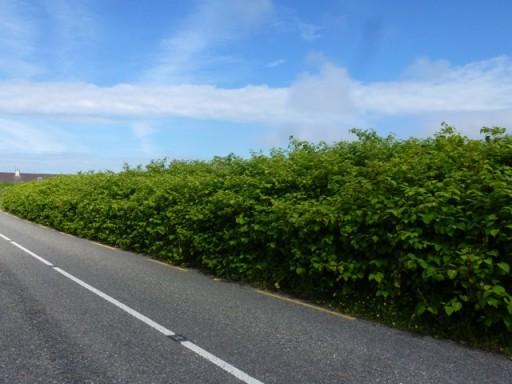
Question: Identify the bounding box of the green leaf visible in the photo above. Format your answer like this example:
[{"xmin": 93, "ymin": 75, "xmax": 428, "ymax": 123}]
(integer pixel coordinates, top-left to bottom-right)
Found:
[
  {"xmin": 376, "ymin": 289, "xmax": 390, "ymax": 298},
  {"xmin": 406, "ymin": 261, "xmax": 417, "ymax": 270},
  {"xmin": 421, "ymin": 213, "xmax": 434, "ymax": 224},
  {"xmin": 497, "ymin": 262, "xmax": 510, "ymax": 273},
  {"xmin": 492, "ymin": 285, "xmax": 506, "ymax": 296},
  {"xmin": 447, "ymin": 270, "xmax": 457, "ymax": 279},
  {"xmin": 489, "ymin": 228, "xmax": 499, "ymax": 238},
  {"xmin": 444, "ymin": 299, "xmax": 462, "ymax": 316},
  {"xmin": 415, "ymin": 303, "xmax": 426, "ymax": 316},
  {"xmin": 369, "ymin": 272, "xmax": 384, "ymax": 283},
  {"xmin": 504, "ymin": 317, "xmax": 512, "ymax": 331},
  {"xmin": 486, "ymin": 297, "xmax": 499, "ymax": 308}
]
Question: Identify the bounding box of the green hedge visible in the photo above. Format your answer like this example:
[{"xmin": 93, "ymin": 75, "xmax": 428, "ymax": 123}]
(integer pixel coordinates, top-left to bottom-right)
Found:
[
  {"xmin": 0, "ymin": 183, "xmax": 13, "ymax": 199},
  {"xmin": 2, "ymin": 124, "xmax": 512, "ymax": 337}
]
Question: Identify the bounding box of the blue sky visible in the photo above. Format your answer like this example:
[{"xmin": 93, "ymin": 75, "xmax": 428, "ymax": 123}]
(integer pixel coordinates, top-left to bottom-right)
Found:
[{"xmin": 0, "ymin": 0, "xmax": 511, "ymax": 173}]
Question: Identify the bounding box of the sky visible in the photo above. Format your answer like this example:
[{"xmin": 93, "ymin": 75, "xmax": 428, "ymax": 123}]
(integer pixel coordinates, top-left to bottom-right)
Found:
[{"xmin": 0, "ymin": 0, "xmax": 511, "ymax": 173}]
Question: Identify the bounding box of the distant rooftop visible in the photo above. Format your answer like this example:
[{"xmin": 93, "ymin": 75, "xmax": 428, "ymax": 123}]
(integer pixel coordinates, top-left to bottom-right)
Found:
[{"xmin": 0, "ymin": 170, "xmax": 56, "ymax": 183}]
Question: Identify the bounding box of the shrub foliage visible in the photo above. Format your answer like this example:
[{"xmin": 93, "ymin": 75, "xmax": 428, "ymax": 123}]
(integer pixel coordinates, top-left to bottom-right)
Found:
[
  {"xmin": 2, "ymin": 124, "xmax": 512, "ymax": 336},
  {"xmin": 0, "ymin": 183, "xmax": 13, "ymax": 198}
]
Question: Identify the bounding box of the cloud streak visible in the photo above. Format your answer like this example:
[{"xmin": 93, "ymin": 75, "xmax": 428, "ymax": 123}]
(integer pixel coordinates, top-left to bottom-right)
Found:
[
  {"xmin": 298, "ymin": 22, "xmax": 322, "ymax": 41},
  {"xmin": 0, "ymin": 0, "xmax": 41, "ymax": 78},
  {"xmin": 43, "ymin": 0, "xmax": 97, "ymax": 75},
  {"xmin": 265, "ymin": 59, "xmax": 285, "ymax": 68},
  {"xmin": 0, "ymin": 81, "xmax": 288, "ymax": 122},
  {"xmin": 1, "ymin": 56, "xmax": 511, "ymax": 129},
  {"xmin": 0, "ymin": 119, "xmax": 70, "ymax": 153},
  {"xmin": 144, "ymin": 0, "xmax": 273, "ymax": 83},
  {"xmin": 0, "ymin": 0, "xmax": 97, "ymax": 80},
  {"xmin": 1, "ymin": 55, "xmax": 511, "ymax": 171},
  {"xmin": 273, "ymin": 6, "xmax": 322, "ymax": 42},
  {"xmin": 132, "ymin": 122, "xmax": 158, "ymax": 155}
]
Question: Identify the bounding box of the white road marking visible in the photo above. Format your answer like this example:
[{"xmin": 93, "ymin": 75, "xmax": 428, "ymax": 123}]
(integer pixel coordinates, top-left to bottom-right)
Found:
[
  {"xmin": 0, "ymin": 233, "xmax": 11, "ymax": 241},
  {"xmin": 10, "ymin": 241, "xmax": 54, "ymax": 267},
  {"xmin": 52, "ymin": 267, "xmax": 176, "ymax": 337},
  {"xmin": 0, "ymin": 232, "xmax": 264, "ymax": 384},
  {"xmin": 182, "ymin": 341, "xmax": 264, "ymax": 384}
]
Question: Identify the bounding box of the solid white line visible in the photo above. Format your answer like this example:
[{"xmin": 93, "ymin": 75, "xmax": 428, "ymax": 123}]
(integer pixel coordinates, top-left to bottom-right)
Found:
[
  {"xmin": 182, "ymin": 341, "xmax": 265, "ymax": 384},
  {"xmin": 2, "ymin": 236, "xmax": 265, "ymax": 384},
  {"xmin": 10, "ymin": 241, "xmax": 54, "ymax": 267},
  {"xmin": 0, "ymin": 233, "xmax": 11, "ymax": 241},
  {"xmin": 52, "ymin": 267, "xmax": 175, "ymax": 337},
  {"xmin": 53, "ymin": 266, "xmax": 264, "ymax": 383}
]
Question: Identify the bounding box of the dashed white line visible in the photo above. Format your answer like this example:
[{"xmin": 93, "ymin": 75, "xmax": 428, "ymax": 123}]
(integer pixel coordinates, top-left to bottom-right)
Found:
[
  {"xmin": 52, "ymin": 267, "xmax": 176, "ymax": 337},
  {"xmin": 182, "ymin": 341, "xmax": 264, "ymax": 384},
  {"xmin": 0, "ymin": 232, "xmax": 264, "ymax": 384},
  {"xmin": 10, "ymin": 241, "xmax": 54, "ymax": 267}
]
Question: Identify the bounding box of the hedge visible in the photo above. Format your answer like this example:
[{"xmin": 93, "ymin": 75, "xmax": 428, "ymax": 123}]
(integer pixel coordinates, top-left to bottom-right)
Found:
[
  {"xmin": 0, "ymin": 183, "xmax": 13, "ymax": 198},
  {"xmin": 2, "ymin": 124, "xmax": 511, "ymax": 338}
]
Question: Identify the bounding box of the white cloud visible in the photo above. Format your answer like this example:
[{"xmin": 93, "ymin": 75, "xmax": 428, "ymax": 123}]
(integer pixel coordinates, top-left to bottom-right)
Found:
[
  {"xmin": 1, "ymin": 55, "xmax": 512, "ymax": 171},
  {"xmin": 265, "ymin": 59, "xmax": 285, "ymax": 68},
  {"xmin": 289, "ymin": 63, "xmax": 357, "ymax": 120},
  {"xmin": 132, "ymin": 122, "xmax": 154, "ymax": 139},
  {"xmin": 144, "ymin": 0, "xmax": 273, "ymax": 83},
  {"xmin": 359, "ymin": 56, "xmax": 512, "ymax": 114},
  {"xmin": 298, "ymin": 22, "xmax": 322, "ymax": 41},
  {"xmin": 132, "ymin": 122, "xmax": 158, "ymax": 155},
  {"xmin": 0, "ymin": 81, "xmax": 289, "ymax": 122},
  {"xmin": 402, "ymin": 57, "xmax": 452, "ymax": 80},
  {"xmin": 0, "ymin": 56, "xmax": 511, "ymax": 142}
]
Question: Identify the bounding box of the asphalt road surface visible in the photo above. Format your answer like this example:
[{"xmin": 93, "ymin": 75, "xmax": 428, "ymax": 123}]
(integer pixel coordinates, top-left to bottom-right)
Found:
[{"xmin": 0, "ymin": 211, "xmax": 510, "ymax": 383}]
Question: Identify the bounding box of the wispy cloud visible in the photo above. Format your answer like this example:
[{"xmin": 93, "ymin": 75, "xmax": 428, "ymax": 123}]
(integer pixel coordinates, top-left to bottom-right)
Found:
[
  {"xmin": 132, "ymin": 122, "xmax": 158, "ymax": 155},
  {"xmin": 0, "ymin": 119, "xmax": 69, "ymax": 153},
  {"xmin": 144, "ymin": 0, "xmax": 273, "ymax": 83},
  {"xmin": 297, "ymin": 22, "xmax": 322, "ymax": 41},
  {"xmin": 0, "ymin": 117, "xmax": 151, "ymax": 172},
  {"xmin": 43, "ymin": 0, "xmax": 97, "ymax": 76},
  {"xmin": 0, "ymin": 0, "xmax": 97, "ymax": 80},
  {"xmin": 265, "ymin": 59, "xmax": 285, "ymax": 68},
  {"xmin": 273, "ymin": 6, "xmax": 322, "ymax": 42},
  {"xmin": 0, "ymin": 0, "xmax": 41, "ymax": 78}
]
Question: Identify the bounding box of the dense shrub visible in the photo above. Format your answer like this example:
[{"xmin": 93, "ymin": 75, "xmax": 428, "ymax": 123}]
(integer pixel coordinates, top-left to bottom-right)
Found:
[
  {"xmin": 0, "ymin": 183, "xmax": 13, "ymax": 199},
  {"xmin": 2, "ymin": 124, "xmax": 512, "ymax": 337}
]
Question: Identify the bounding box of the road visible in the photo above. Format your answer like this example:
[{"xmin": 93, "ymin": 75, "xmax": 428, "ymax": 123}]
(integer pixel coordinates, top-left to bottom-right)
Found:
[{"xmin": 0, "ymin": 211, "xmax": 510, "ymax": 384}]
